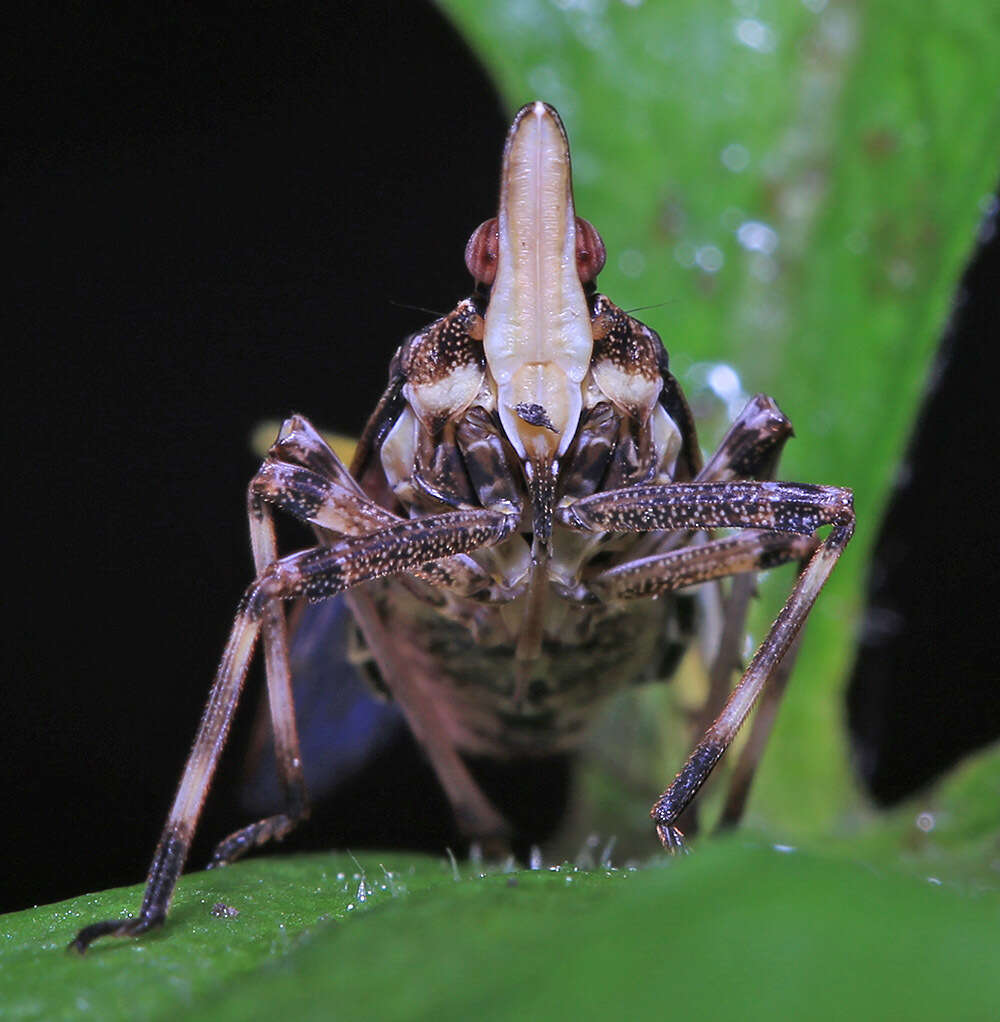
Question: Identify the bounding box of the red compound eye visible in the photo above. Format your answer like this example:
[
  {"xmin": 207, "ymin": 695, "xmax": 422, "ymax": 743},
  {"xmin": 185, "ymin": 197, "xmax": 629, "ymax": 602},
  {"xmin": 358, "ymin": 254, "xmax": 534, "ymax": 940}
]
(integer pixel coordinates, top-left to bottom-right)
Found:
[
  {"xmin": 465, "ymin": 215, "xmax": 604, "ymax": 286},
  {"xmin": 465, "ymin": 217, "xmax": 499, "ymax": 285},
  {"xmin": 575, "ymin": 217, "xmax": 606, "ymax": 283}
]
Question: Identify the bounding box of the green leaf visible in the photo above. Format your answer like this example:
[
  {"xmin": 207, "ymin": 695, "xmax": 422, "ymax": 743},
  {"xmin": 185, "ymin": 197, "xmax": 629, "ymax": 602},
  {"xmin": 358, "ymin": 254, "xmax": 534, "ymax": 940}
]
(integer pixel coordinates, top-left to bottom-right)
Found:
[
  {"xmin": 4, "ymin": 796, "xmax": 998, "ymax": 1021},
  {"xmin": 0, "ymin": 853, "xmax": 460, "ymax": 1020},
  {"xmin": 439, "ymin": 0, "xmax": 1000, "ymax": 837}
]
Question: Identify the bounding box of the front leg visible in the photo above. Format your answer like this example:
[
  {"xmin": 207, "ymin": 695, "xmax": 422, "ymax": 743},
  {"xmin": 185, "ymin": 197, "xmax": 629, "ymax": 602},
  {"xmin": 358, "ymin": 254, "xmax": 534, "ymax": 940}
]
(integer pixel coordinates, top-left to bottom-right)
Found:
[
  {"xmin": 207, "ymin": 414, "xmax": 405, "ymax": 868},
  {"xmin": 69, "ymin": 507, "xmax": 518, "ymax": 952},
  {"xmin": 254, "ymin": 415, "xmax": 499, "ymax": 598},
  {"xmin": 561, "ymin": 480, "xmax": 854, "ymax": 847},
  {"xmin": 208, "ymin": 415, "xmax": 407, "ymax": 869},
  {"xmin": 209, "ymin": 415, "xmax": 510, "ymax": 867}
]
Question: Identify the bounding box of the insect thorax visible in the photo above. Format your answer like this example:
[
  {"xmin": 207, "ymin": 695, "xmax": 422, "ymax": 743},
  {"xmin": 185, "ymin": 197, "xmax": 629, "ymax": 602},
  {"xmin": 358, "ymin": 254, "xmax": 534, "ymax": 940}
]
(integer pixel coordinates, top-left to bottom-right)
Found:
[{"xmin": 358, "ymin": 289, "xmax": 700, "ymax": 757}]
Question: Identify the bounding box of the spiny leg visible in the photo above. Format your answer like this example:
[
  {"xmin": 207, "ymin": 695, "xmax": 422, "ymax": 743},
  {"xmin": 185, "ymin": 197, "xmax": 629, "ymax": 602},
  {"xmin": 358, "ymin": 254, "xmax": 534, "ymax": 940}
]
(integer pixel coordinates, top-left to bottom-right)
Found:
[
  {"xmin": 69, "ymin": 507, "xmax": 517, "ymax": 952},
  {"xmin": 562, "ymin": 479, "xmax": 854, "ymax": 848}
]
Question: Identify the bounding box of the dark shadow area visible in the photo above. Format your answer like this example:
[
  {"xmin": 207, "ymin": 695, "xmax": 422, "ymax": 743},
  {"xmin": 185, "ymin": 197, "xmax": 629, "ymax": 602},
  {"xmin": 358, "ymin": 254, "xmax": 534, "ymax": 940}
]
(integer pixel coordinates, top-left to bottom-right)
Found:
[
  {"xmin": 235, "ymin": 598, "xmax": 574, "ymax": 863},
  {"xmin": 847, "ymin": 201, "xmax": 1000, "ymax": 803}
]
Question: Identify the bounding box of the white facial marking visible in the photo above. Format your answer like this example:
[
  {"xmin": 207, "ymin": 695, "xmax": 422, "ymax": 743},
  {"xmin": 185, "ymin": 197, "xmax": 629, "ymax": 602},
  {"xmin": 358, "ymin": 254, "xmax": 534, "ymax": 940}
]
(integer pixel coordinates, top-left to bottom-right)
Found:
[{"xmin": 483, "ymin": 103, "xmax": 593, "ymax": 462}]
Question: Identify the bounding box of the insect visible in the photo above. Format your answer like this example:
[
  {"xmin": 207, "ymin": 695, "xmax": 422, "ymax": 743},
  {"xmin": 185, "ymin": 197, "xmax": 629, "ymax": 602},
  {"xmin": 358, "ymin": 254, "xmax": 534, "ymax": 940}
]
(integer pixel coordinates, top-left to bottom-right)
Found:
[{"xmin": 71, "ymin": 102, "xmax": 853, "ymax": 951}]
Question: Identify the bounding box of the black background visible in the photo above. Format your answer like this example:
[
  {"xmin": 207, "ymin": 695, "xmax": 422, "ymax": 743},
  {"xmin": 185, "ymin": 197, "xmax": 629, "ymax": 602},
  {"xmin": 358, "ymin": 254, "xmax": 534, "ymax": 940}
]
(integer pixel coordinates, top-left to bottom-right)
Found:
[
  {"xmin": 6, "ymin": 2, "xmax": 507, "ymax": 913},
  {"xmin": 6, "ymin": 3, "xmax": 997, "ymax": 917}
]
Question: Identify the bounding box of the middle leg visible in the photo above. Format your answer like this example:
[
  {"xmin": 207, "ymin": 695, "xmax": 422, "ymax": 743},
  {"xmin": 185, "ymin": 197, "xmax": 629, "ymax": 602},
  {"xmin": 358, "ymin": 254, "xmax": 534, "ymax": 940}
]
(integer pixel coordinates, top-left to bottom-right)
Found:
[{"xmin": 588, "ymin": 395, "xmax": 808, "ymax": 834}]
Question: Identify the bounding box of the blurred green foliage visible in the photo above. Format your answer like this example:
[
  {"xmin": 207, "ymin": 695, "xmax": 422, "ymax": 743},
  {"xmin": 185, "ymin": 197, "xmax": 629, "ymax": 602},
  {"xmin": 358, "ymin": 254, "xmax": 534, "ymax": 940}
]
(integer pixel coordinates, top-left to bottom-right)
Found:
[{"xmin": 442, "ymin": 0, "xmax": 1000, "ymax": 839}]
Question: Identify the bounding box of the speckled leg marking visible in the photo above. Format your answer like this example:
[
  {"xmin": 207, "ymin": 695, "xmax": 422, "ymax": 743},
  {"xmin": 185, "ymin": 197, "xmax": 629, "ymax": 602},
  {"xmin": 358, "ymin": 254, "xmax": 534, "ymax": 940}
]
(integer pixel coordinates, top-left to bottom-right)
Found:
[
  {"xmin": 684, "ymin": 395, "xmax": 800, "ymax": 834},
  {"xmin": 591, "ymin": 530, "xmax": 815, "ymax": 601},
  {"xmin": 252, "ymin": 415, "xmax": 498, "ymax": 598},
  {"xmin": 561, "ymin": 479, "xmax": 854, "ymax": 847},
  {"xmin": 207, "ymin": 416, "xmax": 378, "ymax": 869}
]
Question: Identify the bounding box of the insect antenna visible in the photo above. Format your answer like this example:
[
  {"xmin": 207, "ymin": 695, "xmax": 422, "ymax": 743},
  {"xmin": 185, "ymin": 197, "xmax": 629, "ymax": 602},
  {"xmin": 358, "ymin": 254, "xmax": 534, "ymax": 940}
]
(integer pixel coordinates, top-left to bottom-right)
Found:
[
  {"xmin": 387, "ymin": 298, "xmax": 449, "ymax": 319},
  {"xmin": 622, "ymin": 298, "xmax": 679, "ymax": 315}
]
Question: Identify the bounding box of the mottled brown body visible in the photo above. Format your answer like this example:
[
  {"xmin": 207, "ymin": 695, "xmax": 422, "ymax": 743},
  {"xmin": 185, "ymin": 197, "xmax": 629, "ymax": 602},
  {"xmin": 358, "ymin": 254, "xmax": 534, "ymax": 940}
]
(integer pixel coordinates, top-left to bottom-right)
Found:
[
  {"xmin": 352, "ymin": 270, "xmax": 702, "ymax": 757},
  {"xmin": 368, "ymin": 575, "xmax": 676, "ymax": 757},
  {"xmin": 71, "ymin": 102, "xmax": 853, "ymax": 952}
]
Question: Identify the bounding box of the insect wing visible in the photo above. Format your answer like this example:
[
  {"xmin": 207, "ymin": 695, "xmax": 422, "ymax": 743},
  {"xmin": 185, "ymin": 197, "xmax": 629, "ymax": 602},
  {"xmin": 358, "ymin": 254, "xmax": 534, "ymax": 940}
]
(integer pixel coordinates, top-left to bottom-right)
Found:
[{"xmin": 240, "ymin": 595, "xmax": 404, "ymax": 815}]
